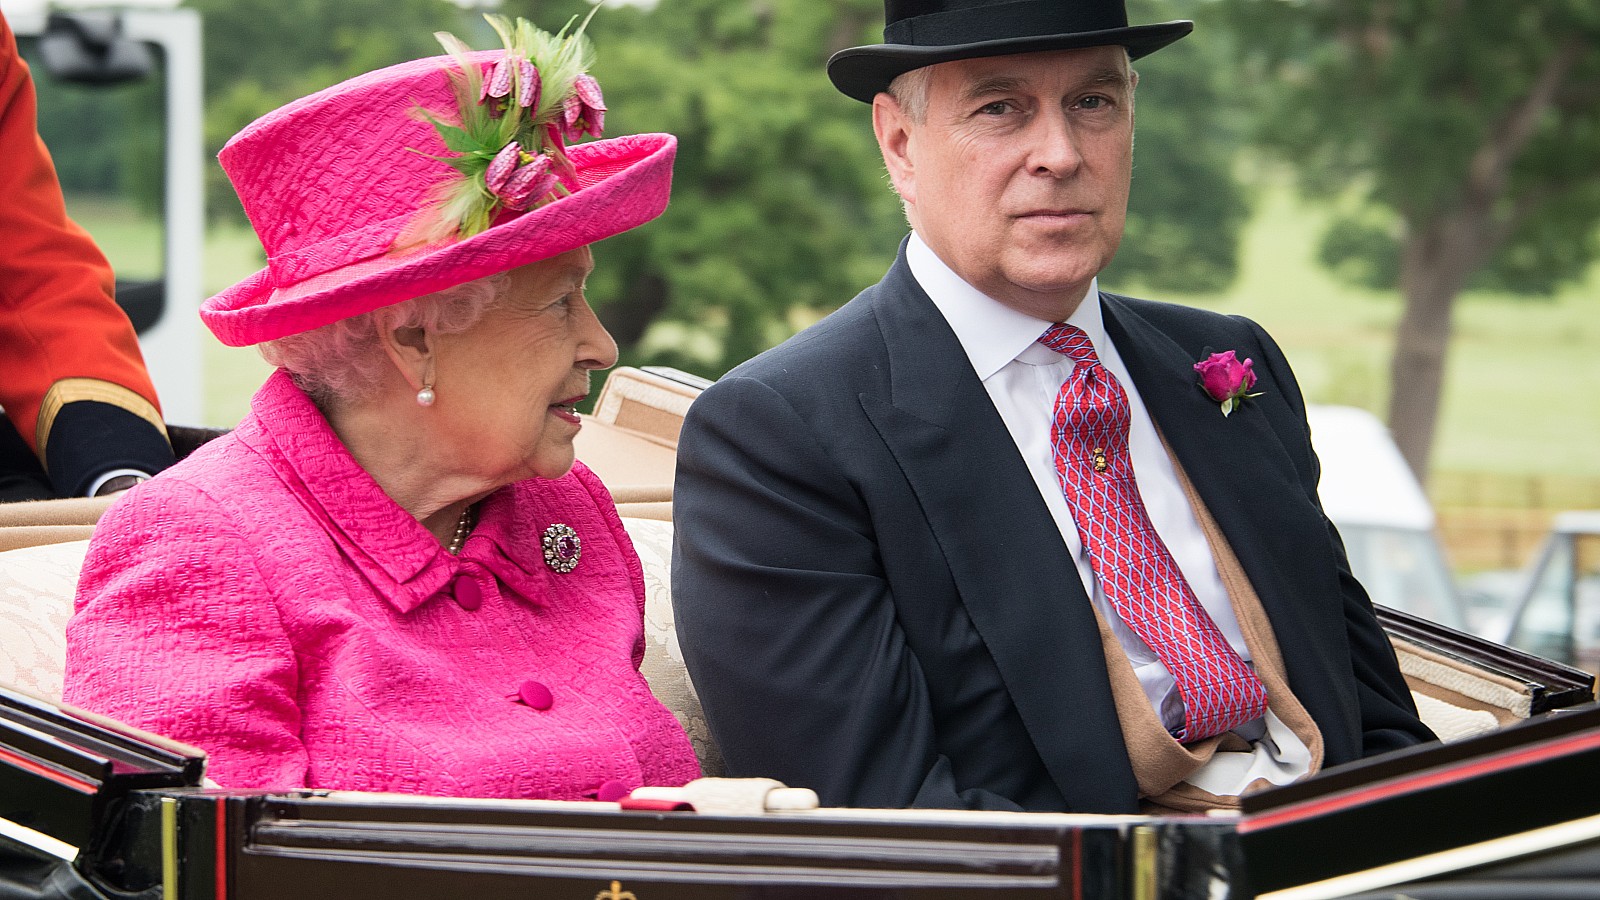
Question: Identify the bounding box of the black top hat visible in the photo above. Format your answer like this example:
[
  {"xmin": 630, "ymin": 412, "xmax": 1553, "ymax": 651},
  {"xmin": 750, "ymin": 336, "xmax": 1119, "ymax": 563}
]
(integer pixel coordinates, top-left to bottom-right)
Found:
[{"xmin": 827, "ymin": 0, "xmax": 1194, "ymax": 103}]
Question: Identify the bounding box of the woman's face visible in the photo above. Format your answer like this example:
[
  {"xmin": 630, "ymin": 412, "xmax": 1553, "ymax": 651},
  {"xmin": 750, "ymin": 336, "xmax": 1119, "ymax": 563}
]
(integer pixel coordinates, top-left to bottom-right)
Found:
[{"xmin": 430, "ymin": 247, "xmax": 616, "ymax": 484}]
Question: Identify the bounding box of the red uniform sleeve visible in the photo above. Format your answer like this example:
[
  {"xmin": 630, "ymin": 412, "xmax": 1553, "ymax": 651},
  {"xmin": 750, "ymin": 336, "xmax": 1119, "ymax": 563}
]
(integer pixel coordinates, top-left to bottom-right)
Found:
[{"xmin": 0, "ymin": 12, "xmax": 162, "ymax": 455}]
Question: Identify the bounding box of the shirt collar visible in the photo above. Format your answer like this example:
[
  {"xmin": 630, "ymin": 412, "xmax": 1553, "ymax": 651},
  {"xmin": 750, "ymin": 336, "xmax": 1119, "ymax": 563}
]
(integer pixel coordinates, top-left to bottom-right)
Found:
[{"xmin": 907, "ymin": 231, "xmax": 1104, "ymax": 378}]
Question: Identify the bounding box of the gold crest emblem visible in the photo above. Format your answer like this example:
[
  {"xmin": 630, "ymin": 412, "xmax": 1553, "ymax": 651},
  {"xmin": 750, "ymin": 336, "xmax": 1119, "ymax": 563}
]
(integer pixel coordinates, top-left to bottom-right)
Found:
[{"xmin": 594, "ymin": 881, "xmax": 637, "ymax": 900}]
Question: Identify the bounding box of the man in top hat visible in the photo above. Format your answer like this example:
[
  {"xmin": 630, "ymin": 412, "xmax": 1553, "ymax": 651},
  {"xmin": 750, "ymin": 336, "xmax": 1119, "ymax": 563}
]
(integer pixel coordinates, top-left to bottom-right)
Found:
[{"xmin": 672, "ymin": 0, "xmax": 1435, "ymax": 813}]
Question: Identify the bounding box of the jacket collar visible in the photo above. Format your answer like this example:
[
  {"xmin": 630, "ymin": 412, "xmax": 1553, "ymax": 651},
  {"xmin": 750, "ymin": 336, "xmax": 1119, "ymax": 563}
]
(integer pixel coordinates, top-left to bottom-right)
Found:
[
  {"xmin": 1099, "ymin": 295, "xmax": 1304, "ymax": 554},
  {"xmin": 237, "ymin": 370, "xmax": 547, "ymax": 614}
]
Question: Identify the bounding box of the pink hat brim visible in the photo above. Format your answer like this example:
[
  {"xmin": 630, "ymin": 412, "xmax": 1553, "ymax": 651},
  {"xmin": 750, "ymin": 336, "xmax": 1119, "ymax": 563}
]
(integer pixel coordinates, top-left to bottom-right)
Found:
[{"xmin": 201, "ymin": 132, "xmax": 676, "ymax": 347}]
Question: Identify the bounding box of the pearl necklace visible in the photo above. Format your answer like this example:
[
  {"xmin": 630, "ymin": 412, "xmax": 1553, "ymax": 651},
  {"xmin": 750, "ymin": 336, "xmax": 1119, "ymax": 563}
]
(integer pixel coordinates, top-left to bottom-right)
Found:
[{"xmin": 447, "ymin": 504, "xmax": 477, "ymax": 555}]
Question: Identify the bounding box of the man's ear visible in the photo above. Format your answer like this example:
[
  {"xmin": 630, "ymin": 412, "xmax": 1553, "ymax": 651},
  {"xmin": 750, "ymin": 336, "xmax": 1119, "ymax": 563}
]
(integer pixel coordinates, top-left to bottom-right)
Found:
[
  {"xmin": 377, "ymin": 318, "xmax": 435, "ymax": 393},
  {"xmin": 872, "ymin": 92, "xmax": 916, "ymax": 208}
]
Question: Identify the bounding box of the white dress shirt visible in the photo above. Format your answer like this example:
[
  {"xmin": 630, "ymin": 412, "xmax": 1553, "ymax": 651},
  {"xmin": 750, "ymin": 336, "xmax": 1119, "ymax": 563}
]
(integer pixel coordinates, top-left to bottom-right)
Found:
[{"xmin": 906, "ymin": 234, "xmax": 1310, "ymax": 794}]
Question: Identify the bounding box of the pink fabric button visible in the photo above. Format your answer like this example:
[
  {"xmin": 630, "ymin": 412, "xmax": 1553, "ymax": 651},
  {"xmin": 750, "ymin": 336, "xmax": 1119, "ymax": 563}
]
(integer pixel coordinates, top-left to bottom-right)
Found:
[
  {"xmin": 452, "ymin": 575, "xmax": 482, "ymax": 611},
  {"xmin": 516, "ymin": 679, "xmax": 553, "ymax": 710},
  {"xmin": 595, "ymin": 779, "xmax": 630, "ymax": 803}
]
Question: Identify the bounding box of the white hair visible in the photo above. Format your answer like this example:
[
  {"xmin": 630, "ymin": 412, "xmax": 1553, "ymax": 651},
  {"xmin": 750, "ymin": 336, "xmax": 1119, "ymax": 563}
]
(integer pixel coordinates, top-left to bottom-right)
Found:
[
  {"xmin": 886, "ymin": 66, "xmax": 933, "ymax": 124},
  {"xmin": 259, "ymin": 273, "xmax": 510, "ymax": 405}
]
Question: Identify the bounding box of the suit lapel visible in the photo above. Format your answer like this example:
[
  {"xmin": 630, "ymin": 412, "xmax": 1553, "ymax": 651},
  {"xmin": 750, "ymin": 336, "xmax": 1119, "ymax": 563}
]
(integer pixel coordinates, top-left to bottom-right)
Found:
[
  {"xmin": 1099, "ymin": 295, "xmax": 1295, "ymax": 515},
  {"xmin": 1102, "ymin": 296, "xmax": 1350, "ymax": 715},
  {"xmin": 857, "ymin": 261, "xmax": 1137, "ymax": 811}
]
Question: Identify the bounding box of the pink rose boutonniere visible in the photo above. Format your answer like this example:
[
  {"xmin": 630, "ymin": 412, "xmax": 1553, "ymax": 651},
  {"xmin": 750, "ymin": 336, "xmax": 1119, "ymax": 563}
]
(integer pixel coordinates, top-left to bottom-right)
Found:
[{"xmin": 1193, "ymin": 351, "xmax": 1263, "ymax": 417}]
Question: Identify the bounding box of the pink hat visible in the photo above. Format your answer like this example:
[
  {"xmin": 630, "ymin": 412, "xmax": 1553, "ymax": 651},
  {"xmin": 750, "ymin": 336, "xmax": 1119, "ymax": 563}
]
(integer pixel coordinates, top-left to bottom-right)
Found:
[{"xmin": 202, "ymin": 24, "xmax": 674, "ymax": 347}]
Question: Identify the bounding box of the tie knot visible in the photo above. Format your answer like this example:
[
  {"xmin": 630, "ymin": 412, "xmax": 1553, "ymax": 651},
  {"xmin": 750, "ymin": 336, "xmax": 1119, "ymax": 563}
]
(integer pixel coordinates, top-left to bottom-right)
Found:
[{"xmin": 1038, "ymin": 323, "xmax": 1100, "ymax": 366}]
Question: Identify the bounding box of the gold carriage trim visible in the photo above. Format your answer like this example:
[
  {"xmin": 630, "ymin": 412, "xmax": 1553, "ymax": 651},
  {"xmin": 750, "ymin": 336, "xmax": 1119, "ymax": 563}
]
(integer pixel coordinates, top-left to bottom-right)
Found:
[{"xmin": 594, "ymin": 881, "xmax": 637, "ymax": 900}]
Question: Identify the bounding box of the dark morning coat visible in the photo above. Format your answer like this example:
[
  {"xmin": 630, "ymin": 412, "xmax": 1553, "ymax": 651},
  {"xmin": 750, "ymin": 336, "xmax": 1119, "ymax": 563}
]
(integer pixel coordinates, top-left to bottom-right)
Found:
[{"xmin": 671, "ymin": 244, "xmax": 1432, "ymax": 813}]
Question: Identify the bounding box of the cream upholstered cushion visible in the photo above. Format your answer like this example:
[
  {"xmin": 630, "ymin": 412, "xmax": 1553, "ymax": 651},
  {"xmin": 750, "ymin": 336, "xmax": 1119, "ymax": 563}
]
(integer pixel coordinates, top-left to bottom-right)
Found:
[
  {"xmin": 622, "ymin": 516, "xmax": 725, "ymax": 777},
  {"xmin": 1412, "ymin": 692, "xmax": 1499, "ymax": 742},
  {"xmin": 1393, "ymin": 635, "xmax": 1528, "ymax": 742},
  {"xmin": 0, "ymin": 539, "xmax": 87, "ymax": 702},
  {"xmin": 0, "ymin": 495, "xmax": 115, "ymax": 528}
]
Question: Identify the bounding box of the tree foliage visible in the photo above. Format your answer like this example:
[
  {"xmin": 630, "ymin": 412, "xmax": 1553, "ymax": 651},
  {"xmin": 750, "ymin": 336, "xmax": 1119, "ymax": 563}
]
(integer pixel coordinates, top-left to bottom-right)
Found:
[
  {"xmin": 1103, "ymin": 0, "xmax": 1250, "ymax": 295},
  {"xmin": 1221, "ymin": 0, "xmax": 1600, "ymax": 477},
  {"xmin": 25, "ymin": 43, "xmax": 164, "ymax": 215}
]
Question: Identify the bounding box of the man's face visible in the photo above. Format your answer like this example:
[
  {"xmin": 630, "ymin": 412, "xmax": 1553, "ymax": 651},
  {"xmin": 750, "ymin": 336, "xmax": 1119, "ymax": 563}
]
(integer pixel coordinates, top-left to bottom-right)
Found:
[{"xmin": 874, "ymin": 46, "xmax": 1136, "ymax": 322}]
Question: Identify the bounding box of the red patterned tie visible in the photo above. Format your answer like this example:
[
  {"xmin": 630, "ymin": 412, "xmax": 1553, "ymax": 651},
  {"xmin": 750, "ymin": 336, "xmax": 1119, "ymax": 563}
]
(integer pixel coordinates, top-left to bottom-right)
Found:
[{"xmin": 1039, "ymin": 323, "xmax": 1267, "ymax": 741}]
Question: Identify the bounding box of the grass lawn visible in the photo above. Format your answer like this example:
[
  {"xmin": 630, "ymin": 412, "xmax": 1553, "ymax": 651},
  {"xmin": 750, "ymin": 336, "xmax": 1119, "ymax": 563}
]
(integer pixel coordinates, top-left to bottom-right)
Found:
[
  {"xmin": 64, "ymin": 197, "xmax": 163, "ymax": 281},
  {"xmin": 194, "ymin": 180, "xmax": 1600, "ymax": 485}
]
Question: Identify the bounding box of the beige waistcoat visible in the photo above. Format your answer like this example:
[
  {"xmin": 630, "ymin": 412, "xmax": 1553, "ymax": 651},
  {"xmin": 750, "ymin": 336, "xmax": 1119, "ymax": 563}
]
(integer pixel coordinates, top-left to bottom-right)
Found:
[{"xmin": 1094, "ymin": 445, "xmax": 1325, "ymax": 815}]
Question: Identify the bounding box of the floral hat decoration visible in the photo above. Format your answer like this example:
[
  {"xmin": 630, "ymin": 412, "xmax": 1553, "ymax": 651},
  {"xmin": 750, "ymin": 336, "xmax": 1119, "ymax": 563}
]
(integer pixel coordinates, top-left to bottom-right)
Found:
[
  {"xmin": 406, "ymin": 13, "xmax": 607, "ymax": 243},
  {"xmin": 201, "ymin": 13, "xmax": 675, "ymax": 347}
]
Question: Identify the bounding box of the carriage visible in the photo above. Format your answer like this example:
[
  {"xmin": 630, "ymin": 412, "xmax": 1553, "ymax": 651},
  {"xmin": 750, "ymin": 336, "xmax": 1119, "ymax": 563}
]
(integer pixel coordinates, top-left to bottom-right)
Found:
[{"xmin": 3, "ymin": 367, "xmax": 1598, "ymax": 899}]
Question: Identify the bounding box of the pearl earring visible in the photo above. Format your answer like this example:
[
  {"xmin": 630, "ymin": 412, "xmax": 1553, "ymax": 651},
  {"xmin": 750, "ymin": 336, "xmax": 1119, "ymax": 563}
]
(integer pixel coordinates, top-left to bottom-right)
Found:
[{"xmin": 416, "ymin": 384, "xmax": 436, "ymax": 407}]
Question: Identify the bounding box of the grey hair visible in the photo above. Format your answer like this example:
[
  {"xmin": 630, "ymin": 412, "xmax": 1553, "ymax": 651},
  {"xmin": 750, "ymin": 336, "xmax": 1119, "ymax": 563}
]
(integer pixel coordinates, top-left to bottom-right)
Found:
[
  {"xmin": 884, "ymin": 67, "xmax": 934, "ymax": 220},
  {"xmin": 885, "ymin": 66, "xmax": 933, "ymax": 124},
  {"xmin": 259, "ymin": 272, "xmax": 510, "ymax": 405}
]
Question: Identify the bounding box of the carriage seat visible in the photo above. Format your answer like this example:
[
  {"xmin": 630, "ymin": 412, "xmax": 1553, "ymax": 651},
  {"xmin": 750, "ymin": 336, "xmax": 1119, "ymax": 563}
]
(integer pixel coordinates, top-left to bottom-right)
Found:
[{"xmin": 0, "ymin": 365, "xmax": 1582, "ymax": 782}]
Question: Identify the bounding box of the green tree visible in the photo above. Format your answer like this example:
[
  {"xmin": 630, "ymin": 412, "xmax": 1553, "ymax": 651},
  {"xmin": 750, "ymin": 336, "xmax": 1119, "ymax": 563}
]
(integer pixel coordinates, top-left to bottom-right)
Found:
[
  {"xmin": 1103, "ymin": 0, "xmax": 1250, "ymax": 295},
  {"xmin": 1221, "ymin": 0, "xmax": 1600, "ymax": 481}
]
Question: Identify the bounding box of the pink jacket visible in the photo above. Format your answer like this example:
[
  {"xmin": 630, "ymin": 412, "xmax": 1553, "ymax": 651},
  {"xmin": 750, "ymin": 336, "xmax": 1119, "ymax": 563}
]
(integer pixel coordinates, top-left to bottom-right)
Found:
[{"xmin": 65, "ymin": 370, "xmax": 700, "ymax": 797}]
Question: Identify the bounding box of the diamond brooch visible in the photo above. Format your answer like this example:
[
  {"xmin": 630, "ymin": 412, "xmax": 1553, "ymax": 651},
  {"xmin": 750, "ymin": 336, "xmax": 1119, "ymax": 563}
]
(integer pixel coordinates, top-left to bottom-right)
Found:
[{"xmin": 542, "ymin": 523, "xmax": 581, "ymax": 574}]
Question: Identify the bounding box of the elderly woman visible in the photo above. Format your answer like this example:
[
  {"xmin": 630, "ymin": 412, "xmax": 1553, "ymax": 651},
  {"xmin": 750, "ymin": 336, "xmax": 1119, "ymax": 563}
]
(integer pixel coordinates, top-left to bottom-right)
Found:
[{"xmin": 62, "ymin": 17, "xmax": 700, "ymax": 799}]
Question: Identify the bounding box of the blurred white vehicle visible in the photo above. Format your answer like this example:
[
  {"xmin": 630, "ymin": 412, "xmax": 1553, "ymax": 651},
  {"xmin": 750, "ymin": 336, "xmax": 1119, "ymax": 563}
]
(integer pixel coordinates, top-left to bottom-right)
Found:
[
  {"xmin": 1307, "ymin": 405, "xmax": 1469, "ymax": 632},
  {"xmin": 1500, "ymin": 511, "xmax": 1600, "ymax": 673},
  {"xmin": 2, "ymin": 0, "xmax": 204, "ymax": 424}
]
